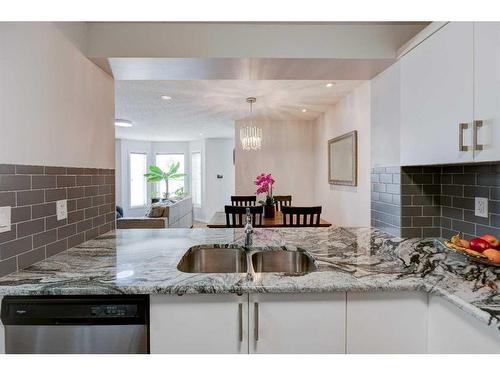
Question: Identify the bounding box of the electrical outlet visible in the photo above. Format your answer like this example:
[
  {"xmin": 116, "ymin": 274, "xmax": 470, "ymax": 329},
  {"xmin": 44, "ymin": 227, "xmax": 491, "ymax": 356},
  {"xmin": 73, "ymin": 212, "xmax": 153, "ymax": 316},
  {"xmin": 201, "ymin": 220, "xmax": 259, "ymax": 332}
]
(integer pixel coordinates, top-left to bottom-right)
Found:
[
  {"xmin": 0, "ymin": 206, "xmax": 11, "ymax": 233},
  {"xmin": 56, "ymin": 199, "xmax": 68, "ymax": 221},
  {"xmin": 475, "ymin": 197, "xmax": 488, "ymax": 218}
]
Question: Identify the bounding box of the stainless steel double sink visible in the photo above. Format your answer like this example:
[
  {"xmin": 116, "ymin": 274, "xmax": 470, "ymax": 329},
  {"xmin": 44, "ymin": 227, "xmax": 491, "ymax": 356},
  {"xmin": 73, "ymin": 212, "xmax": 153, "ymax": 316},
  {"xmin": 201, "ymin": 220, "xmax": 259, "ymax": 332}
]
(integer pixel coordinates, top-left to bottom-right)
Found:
[{"xmin": 177, "ymin": 246, "xmax": 317, "ymax": 274}]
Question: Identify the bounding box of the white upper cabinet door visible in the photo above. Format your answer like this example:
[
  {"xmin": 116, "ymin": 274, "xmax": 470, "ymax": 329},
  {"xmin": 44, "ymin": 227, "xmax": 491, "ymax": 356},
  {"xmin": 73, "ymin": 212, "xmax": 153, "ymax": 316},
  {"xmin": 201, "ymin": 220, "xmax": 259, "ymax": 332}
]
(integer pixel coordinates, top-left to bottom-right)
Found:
[
  {"xmin": 401, "ymin": 22, "xmax": 474, "ymax": 165},
  {"xmin": 150, "ymin": 294, "xmax": 248, "ymax": 354},
  {"xmin": 474, "ymin": 22, "xmax": 500, "ymax": 162},
  {"xmin": 248, "ymin": 293, "xmax": 346, "ymax": 354}
]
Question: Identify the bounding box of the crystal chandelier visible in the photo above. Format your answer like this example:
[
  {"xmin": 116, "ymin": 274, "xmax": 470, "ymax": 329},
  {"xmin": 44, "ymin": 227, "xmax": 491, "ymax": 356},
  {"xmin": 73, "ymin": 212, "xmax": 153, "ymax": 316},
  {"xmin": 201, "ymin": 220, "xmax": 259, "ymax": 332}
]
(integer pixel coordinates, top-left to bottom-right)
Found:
[{"xmin": 240, "ymin": 97, "xmax": 262, "ymax": 150}]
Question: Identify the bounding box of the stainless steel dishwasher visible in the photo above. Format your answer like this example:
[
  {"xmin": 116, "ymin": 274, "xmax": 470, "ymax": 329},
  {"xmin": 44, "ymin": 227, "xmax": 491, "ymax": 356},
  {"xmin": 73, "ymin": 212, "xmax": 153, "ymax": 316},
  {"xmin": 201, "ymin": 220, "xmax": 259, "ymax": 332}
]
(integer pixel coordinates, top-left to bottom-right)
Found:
[{"xmin": 1, "ymin": 295, "xmax": 149, "ymax": 354}]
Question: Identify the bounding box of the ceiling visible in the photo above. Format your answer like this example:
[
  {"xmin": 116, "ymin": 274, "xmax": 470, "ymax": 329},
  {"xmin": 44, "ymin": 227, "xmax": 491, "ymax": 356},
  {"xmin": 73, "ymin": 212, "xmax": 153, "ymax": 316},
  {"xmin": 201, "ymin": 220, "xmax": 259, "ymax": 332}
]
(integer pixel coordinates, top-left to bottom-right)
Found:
[
  {"xmin": 115, "ymin": 80, "xmax": 363, "ymax": 142},
  {"xmin": 107, "ymin": 58, "xmax": 394, "ymax": 80}
]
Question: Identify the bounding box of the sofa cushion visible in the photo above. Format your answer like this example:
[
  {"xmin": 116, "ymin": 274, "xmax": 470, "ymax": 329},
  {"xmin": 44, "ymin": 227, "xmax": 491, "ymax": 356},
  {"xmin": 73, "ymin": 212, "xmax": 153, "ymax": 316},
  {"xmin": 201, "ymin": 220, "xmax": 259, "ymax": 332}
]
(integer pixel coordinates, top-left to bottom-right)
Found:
[{"xmin": 145, "ymin": 204, "xmax": 166, "ymax": 218}]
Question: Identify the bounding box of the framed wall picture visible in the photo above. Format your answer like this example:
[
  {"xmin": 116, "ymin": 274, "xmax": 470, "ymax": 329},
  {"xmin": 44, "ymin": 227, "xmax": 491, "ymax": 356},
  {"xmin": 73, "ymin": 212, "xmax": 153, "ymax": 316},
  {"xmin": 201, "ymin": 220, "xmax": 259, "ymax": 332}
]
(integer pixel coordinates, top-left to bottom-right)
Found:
[{"xmin": 328, "ymin": 130, "xmax": 358, "ymax": 186}]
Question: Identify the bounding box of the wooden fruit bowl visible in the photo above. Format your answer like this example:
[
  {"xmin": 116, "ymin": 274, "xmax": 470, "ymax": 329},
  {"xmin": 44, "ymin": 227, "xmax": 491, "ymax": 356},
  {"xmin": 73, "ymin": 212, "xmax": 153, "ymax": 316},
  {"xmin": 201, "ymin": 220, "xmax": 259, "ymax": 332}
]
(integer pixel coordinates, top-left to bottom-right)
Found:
[{"xmin": 434, "ymin": 239, "xmax": 500, "ymax": 267}]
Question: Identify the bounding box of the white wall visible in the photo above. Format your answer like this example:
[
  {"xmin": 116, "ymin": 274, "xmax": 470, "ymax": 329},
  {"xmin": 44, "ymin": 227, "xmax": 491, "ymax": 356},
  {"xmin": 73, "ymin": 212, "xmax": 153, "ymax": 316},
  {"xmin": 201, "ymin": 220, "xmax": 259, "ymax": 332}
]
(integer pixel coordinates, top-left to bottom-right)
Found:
[
  {"xmin": 115, "ymin": 139, "xmax": 122, "ymax": 209},
  {"xmin": 0, "ymin": 23, "xmax": 114, "ymax": 168},
  {"xmin": 204, "ymin": 138, "xmax": 235, "ymax": 222},
  {"xmin": 235, "ymin": 120, "xmax": 315, "ymax": 206},
  {"xmin": 312, "ymin": 82, "xmax": 371, "ymax": 227},
  {"xmin": 371, "ymin": 62, "xmax": 401, "ymax": 167},
  {"xmin": 189, "ymin": 140, "xmax": 206, "ymax": 221}
]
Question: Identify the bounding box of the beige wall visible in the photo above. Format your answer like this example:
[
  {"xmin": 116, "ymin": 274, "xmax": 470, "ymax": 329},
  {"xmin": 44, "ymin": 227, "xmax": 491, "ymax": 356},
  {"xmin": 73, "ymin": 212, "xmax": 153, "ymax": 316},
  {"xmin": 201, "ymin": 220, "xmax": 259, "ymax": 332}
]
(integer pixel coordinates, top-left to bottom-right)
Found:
[
  {"xmin": 313, "ymin": 82, "xmax": 371, "ymax": 227},
  {"xmin": 88, "ymin": 23, "xmax": 426, "ymax": 59},
  {"xmin": 235, "ymin": 120, "xmax": 315, "ymax": 206},
  {"xmin": 0, "ymin": 23, "xmax": 115, "ymax": 168}
]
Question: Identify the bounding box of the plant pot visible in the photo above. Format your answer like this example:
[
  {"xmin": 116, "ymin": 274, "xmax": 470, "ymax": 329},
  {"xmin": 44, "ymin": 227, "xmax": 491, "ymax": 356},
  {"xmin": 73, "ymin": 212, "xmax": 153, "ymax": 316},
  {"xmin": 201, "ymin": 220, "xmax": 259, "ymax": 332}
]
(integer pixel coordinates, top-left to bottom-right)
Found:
[{"xmin": 264, "ymin": 205, "xmax": 275, "ymax": 218}]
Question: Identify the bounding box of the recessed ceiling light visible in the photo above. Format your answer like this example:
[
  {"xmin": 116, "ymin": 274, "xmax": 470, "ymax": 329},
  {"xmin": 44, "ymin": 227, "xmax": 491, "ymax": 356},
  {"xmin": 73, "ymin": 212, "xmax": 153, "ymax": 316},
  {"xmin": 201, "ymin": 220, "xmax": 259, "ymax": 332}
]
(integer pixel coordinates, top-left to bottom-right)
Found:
[
  {"xmin": 326, "ymin": 83, "xmax": 334, "ymax": 88},
  {"xmin": 115, "ymin": 119, "xmax": 133, "ymax": 128},
  {"xmin": 301, "ymin": 109, "xmax": 307, "ymax": 113},
  {"xmin": 161, "ymin": 95, "xmax": 172, "ymax": 100},
  {"xmin": 199, "ymin": 133, "xmax": 203, "ymax": 136}
]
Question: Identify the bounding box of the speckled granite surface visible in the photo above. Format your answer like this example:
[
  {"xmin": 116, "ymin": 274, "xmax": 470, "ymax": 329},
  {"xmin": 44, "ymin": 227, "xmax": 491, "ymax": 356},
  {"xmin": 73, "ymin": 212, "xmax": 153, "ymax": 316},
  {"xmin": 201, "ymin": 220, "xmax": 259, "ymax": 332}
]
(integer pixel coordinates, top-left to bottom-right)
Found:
[{"xmin": 0, "ymin": 227, "xmax": 498, "ymax": 331}]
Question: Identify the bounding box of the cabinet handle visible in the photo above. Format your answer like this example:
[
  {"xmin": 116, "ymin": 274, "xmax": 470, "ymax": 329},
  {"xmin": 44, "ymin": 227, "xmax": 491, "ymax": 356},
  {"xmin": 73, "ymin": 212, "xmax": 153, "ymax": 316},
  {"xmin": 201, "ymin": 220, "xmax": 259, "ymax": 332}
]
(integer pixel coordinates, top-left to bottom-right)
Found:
[
  {"xmin": 254, "ymin": 302, "xmax": 259, "ymax": 341},
  {"xmin": 238, "ymin": 303, "xmax": 243, "ymax": 342},
  {"xmin": 473, "ymin": 120, "xmax": 484, "ymax": 151},
  {"xmin": 458, "ymin": 123, "xmax": 469, "ymax": 151}
]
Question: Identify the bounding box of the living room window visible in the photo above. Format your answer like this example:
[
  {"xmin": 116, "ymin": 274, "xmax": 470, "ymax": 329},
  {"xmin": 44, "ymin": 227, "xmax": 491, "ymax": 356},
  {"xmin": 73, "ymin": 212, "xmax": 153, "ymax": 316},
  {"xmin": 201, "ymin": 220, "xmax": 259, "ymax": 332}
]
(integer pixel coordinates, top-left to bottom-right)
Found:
[
  {"xmin": 156, "ymin": 153, "xmax": 185, "ymax": 198},
  {"xmin": 129, "ymin": 152, "xmax": 147, "ymax": 208},
  {"xmin": 191, "ymin": 152, "xmax": 202, "ymax": 207}
]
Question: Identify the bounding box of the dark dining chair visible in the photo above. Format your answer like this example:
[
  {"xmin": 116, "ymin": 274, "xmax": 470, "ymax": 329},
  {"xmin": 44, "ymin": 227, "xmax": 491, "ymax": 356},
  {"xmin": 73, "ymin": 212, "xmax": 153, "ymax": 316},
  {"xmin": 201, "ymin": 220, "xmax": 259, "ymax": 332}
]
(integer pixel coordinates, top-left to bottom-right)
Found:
[
  {"xmin": 231, "ymin": 195, "xmax": 257, "ymax": 206},
  {"xmin": 281, "ymin": 206, "xmax": 322, "ymax": 227},
  {"xmin": 273, "ymin": 195, "xmax": 292, "ymax": 211},
  {"xmin": 224, "ymin": 205, "xmax": 263, "ymax": 227}
]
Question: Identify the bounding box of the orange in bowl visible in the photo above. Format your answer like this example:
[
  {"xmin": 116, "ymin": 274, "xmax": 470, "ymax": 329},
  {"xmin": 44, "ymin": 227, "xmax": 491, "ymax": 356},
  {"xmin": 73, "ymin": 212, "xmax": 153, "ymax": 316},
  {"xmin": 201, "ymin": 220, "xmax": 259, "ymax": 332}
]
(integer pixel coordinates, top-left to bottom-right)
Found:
[{"xmin": 483, "ymin": 249, "xmax": 500, "ymax": 264}]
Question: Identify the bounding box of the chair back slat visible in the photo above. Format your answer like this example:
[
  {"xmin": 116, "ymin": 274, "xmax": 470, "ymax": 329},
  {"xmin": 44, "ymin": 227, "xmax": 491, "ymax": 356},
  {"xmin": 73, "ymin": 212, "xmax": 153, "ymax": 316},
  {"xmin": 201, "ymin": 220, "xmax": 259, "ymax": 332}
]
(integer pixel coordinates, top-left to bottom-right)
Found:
[
  {"xmin": 224, "ymin": 205, "xmax": 263, "ymax": 227},
  {"xmin": 231, "ymin": 195, "xmax": 257, "ymax": 207},
  {"xmin": 281, "ymin": 206, "xmax": 322, "ymax": 227},
  {"xmin": 273, "ymin": 195, "xmax": 292, "ymax": 211}
]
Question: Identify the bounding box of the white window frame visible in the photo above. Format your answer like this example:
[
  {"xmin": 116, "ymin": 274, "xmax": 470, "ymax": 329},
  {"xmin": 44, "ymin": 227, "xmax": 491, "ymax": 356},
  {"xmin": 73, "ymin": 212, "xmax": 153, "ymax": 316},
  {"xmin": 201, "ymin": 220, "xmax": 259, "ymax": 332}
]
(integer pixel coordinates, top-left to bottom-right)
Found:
[
  {"xmin": 191, "ymin": 151, "xmax": 202, "ymax": 208},
  {"xmin": 128, "ymin": 151, "xmax": 148, "ymax": 209},
  {"xmin": 155, "ymin": 153, "xmax": 186, "ymax": 198}
]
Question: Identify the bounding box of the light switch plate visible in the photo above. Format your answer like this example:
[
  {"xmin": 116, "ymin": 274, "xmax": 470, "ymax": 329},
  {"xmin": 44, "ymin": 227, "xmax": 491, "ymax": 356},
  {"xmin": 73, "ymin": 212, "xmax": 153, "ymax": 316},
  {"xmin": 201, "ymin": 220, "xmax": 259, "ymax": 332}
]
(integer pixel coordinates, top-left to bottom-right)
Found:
[
  {"xmin": 475, "ymin": 197, "xmax": 488, "ymax": 218},
  {"xmin": 0, "ymin": 206, "xmax": 11, "ymax": 233},
  {"xmin": 56, "ymin": 199, "xmax": 68, "ymax": 221}
]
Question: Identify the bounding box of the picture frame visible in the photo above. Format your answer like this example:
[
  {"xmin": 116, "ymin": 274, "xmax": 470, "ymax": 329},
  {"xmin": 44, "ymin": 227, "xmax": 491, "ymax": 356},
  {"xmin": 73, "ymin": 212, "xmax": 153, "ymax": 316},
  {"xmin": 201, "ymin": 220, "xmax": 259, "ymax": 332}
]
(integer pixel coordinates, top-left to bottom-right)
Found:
[{"xmin": 328, "ymin": 130, "xmax": 358, "ymax": 186}]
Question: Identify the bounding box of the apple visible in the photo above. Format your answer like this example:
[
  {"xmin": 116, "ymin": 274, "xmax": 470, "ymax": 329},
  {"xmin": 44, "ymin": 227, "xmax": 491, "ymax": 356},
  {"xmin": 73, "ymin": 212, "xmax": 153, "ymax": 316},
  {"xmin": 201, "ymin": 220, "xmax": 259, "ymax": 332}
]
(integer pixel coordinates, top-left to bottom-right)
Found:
[
  {"xmin": 469, "ymin": 238, "xmax": 491, "ymax": 253},
  {"xmin": 479, "ymin": 233, "xmax": 500, "ymax": 249}
]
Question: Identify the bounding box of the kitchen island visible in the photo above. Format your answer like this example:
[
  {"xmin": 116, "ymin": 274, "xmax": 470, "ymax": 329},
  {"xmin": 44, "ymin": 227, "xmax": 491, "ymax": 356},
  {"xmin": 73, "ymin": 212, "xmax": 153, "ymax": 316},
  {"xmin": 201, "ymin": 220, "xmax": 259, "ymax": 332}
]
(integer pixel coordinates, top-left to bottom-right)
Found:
[{"xmin": 0, "ymin": 227, "xmax": 498, "ymax": 353}]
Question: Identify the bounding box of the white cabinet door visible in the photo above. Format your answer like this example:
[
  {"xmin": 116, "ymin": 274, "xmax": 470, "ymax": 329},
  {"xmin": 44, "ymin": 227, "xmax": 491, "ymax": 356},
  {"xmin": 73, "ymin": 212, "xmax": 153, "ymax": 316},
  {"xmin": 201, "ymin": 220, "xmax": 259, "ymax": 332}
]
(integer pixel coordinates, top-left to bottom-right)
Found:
[
  {"xmin": 428, "ymin": 295, "xmax": 500, "ymax": 353},
  {"xmin": 346, "ymin": 292, "xmax": 428, "ymax": 354},
  {"xmin": 150, "ymin": 294, "xmax": 248, "ymax": 354},
  {"xmin": 401, "ymin": 22, "xmax": 474, "ymax": 165},
  {"xmin": 248, "ymin": 293, "xmax": 346, "ymax": 354},
  {"xmin": 474, "ymin": 22, "xmax": 500, "ymax": 162}
]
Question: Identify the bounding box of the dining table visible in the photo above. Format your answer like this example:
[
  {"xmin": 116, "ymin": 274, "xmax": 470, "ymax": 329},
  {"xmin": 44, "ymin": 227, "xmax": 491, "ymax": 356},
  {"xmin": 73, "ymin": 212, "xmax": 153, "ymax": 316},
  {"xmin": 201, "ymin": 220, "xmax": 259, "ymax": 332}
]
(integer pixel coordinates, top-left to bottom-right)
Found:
[{"xmin": 207, "ymin": 210, "xmax": 332, "ymax": 228}]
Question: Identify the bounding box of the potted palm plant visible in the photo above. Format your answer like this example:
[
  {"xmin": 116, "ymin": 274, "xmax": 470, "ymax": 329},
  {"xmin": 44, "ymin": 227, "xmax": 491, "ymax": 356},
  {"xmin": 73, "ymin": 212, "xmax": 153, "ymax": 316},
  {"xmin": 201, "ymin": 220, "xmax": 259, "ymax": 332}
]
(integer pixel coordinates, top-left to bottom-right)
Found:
[
  {"xmin": 144, "ymin": 162, "xmax": 187, "ymax": 200},
  {"xmin": 256, "ymin": 172, "xmax": 275, "ymax": 218}
]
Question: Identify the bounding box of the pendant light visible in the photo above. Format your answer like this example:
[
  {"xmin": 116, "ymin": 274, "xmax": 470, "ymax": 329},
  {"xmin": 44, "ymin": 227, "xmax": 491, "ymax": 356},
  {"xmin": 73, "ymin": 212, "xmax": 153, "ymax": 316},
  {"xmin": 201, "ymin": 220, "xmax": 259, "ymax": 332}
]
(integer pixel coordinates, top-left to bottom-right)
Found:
[{"xmin": 240, "ymin": 97, "xmax": 262, "ymax": 151}]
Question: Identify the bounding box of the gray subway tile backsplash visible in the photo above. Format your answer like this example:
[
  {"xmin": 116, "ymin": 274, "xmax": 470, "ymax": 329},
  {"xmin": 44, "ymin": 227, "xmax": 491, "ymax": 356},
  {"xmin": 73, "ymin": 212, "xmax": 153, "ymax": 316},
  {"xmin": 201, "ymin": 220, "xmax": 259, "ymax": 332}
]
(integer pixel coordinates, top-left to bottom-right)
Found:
[
  {"xmin": 371, "ymin": 162, "xmax": 500, "ymax": 239},
  {"xmin": 0, "ymin": 163, "xmax": 115, "ymax": 277}
]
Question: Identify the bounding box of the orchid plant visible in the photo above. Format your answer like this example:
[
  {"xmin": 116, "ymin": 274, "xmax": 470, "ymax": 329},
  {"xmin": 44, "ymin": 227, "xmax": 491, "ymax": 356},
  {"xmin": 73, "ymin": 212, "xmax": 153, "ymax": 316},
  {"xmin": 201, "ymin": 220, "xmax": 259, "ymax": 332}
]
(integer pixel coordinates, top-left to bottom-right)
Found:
[{"xmin": 255, "ymin": 172, "xmax": 275, "ymax": 207}]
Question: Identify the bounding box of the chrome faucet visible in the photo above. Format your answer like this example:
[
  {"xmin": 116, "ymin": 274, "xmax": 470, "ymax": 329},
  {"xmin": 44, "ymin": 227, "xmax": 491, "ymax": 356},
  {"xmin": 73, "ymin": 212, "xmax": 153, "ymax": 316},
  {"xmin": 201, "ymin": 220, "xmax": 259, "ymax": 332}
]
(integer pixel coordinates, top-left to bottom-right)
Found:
[{"xmin": 244, "ymin": 207, "xmax": 253, "ymax": 247}]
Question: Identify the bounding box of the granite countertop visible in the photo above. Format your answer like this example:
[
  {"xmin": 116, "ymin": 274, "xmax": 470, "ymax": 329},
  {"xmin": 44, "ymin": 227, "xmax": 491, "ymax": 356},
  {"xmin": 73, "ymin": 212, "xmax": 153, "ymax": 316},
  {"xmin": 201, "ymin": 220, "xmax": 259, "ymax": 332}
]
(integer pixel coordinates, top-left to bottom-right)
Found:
[{"xmin": 0, "ymin": 227, "xmax": 498, "ymax": 331}]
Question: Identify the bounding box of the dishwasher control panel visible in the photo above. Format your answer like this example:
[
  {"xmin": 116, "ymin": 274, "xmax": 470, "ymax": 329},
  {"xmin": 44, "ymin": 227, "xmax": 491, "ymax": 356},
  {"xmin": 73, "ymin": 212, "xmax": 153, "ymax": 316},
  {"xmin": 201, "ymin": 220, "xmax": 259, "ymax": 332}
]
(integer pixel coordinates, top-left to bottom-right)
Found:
[
  {"xmin": 1, "ymin": 295, "xmax": 148, "ymax": 325},
  {"xmin": 90, "ymin": 305, "xmax": 137, "ymax": 317}
]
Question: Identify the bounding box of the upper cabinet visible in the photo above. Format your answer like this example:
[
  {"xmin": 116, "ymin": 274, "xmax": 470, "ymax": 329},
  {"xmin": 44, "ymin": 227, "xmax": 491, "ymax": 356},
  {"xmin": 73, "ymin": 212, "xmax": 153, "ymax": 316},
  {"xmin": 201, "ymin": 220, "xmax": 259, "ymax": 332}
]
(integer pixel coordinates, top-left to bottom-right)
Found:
[
  {"xmin": 401, "ymin": 22, "xmax": 474, "ymax": 166},
  {"xmin": 474, "ymin": 22, "xmax": 500, "ymax": 162}
]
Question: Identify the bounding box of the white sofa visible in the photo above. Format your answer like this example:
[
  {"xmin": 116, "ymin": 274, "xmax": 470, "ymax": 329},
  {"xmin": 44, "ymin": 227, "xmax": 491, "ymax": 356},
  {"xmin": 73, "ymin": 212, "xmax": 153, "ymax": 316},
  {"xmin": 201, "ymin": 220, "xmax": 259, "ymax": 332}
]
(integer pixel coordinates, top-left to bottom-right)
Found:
[{"xmin": 117, "ymin": 197, "xmax": 193, "ymax": 229}]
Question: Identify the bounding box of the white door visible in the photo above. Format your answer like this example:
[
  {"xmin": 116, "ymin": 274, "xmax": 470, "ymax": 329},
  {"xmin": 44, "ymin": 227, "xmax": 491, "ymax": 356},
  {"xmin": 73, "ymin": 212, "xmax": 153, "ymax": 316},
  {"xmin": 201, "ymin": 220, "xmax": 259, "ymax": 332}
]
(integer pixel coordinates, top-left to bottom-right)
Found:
[
  {"xmin": 150, "ymin": 294, "xmax": 248, "ymax": 354},
  {"xmin": 248, "ymin": 293, "xmax": 346, "ymax": 354},
  {"xmin": 401, "ymin": 22, "xmax": 474, "ymax": 165},
  {"xmin": 346, "ymin": 292, "xmax": 428, "ymax": 354},
  {"xmin": 427, "ymin": 295, "xmax": 500, "ymax": 353},
  {"xmin": 474, "ymin": 22, "xmax": 500, "ymax": 162}
]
